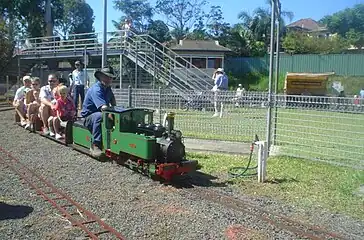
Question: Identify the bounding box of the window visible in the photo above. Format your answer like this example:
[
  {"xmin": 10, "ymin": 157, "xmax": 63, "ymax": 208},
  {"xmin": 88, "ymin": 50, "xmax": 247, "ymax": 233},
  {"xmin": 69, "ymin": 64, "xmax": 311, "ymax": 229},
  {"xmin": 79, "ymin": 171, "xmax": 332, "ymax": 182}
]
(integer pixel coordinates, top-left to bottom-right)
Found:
[
  {"xmin": 105, "ymin": 113, "xmax": 115, "ymax": 130},
  {"xmin": 191, "ymin": 58, "xmax": 207, "ymax": 69},
  {"xmin": 207, "ymin": 58, "xmax": 222, "ymax": 69},
  {"xmin": 175, "ymin": 57, "xmax": 189, "ymax": 68}
]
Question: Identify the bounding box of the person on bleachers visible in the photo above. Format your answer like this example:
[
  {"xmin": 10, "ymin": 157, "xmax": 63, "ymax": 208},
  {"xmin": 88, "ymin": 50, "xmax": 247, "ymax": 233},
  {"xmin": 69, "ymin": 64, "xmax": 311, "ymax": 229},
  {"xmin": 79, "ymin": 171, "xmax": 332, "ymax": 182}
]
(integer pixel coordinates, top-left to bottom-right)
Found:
[
  {"xmin": 48, "ymin": 85, "xmax": 76, "ymax": 140},
  {"xmin": 24, "ymin": 77, "xmax": 41, "ymax": 130},
  {"xmin": 13, "ymin": 75, "xmax": 32, "ymax": 126},
  {"xmin": 39, "ymin": 73, "xmax": 60, "ymax": 135}
]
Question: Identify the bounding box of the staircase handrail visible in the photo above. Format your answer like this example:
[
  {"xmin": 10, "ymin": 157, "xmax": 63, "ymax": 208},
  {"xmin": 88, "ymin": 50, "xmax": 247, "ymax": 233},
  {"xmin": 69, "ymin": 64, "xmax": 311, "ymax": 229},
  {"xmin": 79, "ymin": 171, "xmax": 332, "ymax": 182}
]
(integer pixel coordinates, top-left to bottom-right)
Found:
[
  {"xmin": 129, "ymin": 32, "xmax": 214, "ymax": 87},
  {"xmin": 126, "ymin": 38, "xmax": 210, "ymax": 91},
  {"xmin": 126, "ymin": 34, "xmax": 213, "ymax": 90},
  {"xmin": 124, "ymin": 43, "xmax": 194, "ymax": 93}
]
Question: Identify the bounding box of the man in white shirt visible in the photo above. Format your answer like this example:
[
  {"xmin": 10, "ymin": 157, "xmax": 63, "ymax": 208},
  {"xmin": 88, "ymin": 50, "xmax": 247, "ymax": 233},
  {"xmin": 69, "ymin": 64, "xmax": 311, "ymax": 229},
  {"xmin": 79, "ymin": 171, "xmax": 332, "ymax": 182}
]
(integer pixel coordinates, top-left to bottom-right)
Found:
[
  {"xmin": 234, "ymin": 84, "xmax": 245, "ymax": 107},
  {"xmin": 70, "ymin": 61, "xmax": 89, "ymax": 111},
  {"xmin": 13, "ymin": 75, "xmax": 32, "ymax": 126},
  {"xmin": 39, "ymin": 73, "xmax": 59, "ymax": 135},
  {"xmin": 211, "ymin": 68, "xmax": 228, "ymax": 117},
  {"xmin": 122, "ymin": 19, "xmax": 133, "ymax": 46}
]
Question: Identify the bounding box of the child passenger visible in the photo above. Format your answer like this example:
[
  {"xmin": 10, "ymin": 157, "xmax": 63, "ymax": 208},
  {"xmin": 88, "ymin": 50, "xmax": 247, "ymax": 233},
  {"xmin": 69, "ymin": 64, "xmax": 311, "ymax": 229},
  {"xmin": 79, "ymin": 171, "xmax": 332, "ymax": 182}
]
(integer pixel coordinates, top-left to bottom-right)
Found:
[{"xmin": 48, "ymin": 85, "xmax": 76, "ymax": 139}]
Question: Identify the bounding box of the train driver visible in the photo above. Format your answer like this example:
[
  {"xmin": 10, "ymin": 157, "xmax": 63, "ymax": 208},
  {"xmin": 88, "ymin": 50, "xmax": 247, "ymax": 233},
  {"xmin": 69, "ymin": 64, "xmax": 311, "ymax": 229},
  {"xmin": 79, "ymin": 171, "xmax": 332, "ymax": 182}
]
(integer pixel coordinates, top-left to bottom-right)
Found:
[{"xmin": 80, "ymin": 66, "xmax": 116, "ymax": 157}]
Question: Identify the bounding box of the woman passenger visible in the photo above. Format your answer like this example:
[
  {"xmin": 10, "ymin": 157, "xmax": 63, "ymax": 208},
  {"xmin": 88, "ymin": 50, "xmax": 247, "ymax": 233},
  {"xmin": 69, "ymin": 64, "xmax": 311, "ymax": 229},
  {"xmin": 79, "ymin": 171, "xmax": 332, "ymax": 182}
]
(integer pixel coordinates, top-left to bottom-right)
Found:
[{"xmin": 24, "ymin": 77, "xmax": 41, "ymax": 130}]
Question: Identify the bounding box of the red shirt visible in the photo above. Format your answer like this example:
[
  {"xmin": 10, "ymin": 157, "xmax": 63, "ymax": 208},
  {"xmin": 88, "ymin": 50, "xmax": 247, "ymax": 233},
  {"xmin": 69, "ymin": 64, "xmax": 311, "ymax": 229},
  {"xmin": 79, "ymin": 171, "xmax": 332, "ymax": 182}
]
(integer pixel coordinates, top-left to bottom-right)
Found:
[{"xmin": 54, "ymin": 97, "xmax": 76, "ymax": 120}]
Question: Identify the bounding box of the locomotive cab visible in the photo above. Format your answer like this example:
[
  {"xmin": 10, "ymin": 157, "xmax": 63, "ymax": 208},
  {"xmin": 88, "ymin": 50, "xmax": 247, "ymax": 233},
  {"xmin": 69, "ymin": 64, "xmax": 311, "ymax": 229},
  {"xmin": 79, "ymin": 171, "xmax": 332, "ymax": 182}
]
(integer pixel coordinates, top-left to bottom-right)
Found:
[{"xmin": 102, "ymin": 107, "xmax": 186, "ymax": 163}]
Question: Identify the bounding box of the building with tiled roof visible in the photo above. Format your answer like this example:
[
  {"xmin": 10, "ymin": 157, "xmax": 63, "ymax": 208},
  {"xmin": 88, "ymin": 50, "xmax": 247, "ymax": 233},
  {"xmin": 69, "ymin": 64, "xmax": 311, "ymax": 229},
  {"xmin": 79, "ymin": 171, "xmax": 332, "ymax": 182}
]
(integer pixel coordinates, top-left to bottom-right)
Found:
[
  {"xmin": 286, "ymin": 18, "xmax": 330, "ymax": 38},
  {"xmin": 169, "ymin": 40, "xmax": 231, "ymax": 75}
]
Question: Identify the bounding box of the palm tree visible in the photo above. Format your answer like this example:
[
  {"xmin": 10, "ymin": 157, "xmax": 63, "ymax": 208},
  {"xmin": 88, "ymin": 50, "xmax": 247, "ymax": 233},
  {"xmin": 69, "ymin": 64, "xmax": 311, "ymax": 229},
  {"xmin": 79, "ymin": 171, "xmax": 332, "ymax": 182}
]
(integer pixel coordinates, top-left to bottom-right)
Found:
[{"xmin": 238, "ymin": 0, "xmax": 294, "ymax": 47}]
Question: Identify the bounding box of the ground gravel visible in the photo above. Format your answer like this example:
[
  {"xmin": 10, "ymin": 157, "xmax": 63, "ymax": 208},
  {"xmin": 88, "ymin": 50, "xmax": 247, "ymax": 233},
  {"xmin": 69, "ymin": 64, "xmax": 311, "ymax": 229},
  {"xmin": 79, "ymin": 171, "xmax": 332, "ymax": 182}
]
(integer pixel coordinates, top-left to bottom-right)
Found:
[{"xmin": 1, "ymin": 110, "xmax": 364, "ymax": 240}]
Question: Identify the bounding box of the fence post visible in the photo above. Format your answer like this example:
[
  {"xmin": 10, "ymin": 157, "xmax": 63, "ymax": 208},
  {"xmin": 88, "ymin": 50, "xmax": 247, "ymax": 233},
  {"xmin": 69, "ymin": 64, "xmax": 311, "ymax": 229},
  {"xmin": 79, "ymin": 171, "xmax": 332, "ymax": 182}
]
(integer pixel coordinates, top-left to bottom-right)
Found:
[
  {"xmin": 128, "ymin": 85, "xmax": 132, "ymax": 108},
  {"xmin": 158, "ymin": 87, "xmax": 162, "ymax": 122},
  {"xmin": 256, "ymin": 141, "xmax": 268, "ymax": 183},
  {"xmin": 266, "ymin": 0, "xmax": 276, "ymax": 155},
  {"xmin": 6, "ymin": 75, "xmax": 9, "ymax": 102}
]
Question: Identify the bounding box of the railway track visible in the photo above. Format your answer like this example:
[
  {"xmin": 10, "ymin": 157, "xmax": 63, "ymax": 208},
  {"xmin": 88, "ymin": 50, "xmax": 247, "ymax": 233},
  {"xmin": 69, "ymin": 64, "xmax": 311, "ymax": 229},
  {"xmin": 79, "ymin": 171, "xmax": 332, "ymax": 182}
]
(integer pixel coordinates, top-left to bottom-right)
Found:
[
  {"xmin": 184, "ymin": 180, "xmax": 350, "ymax": 240},
  {"xmin": 0, "ymin": 102, "xmax": 13, "ymax": 112},
  {"xmin": 0, "ymin": 147, "xmax": 125, "ymax": 240},
  {"xmin": 0, "ymin": 110, "xmax": 355, "ymax": 239}
]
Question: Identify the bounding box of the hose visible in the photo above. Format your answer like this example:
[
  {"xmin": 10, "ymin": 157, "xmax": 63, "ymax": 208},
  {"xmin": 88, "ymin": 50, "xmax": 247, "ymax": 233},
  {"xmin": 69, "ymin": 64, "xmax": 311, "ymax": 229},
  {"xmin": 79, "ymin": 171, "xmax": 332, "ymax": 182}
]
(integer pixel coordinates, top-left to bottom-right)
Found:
[{"xmin": 227, "ymin": 135, "xmax": 259, "ymax": 179}]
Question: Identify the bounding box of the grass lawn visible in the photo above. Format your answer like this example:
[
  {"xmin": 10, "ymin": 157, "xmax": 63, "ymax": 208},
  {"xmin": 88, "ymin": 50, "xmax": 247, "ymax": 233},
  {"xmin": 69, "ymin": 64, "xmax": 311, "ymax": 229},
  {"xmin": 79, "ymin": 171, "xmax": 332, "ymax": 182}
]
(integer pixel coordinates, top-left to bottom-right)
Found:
[
  {"xmin": 165, "ymin": 106, "xmax": 364, "ymax": 169},
  {"xmin": 187, "ymin": 152, "xmax": 364, "ymax": 221}
]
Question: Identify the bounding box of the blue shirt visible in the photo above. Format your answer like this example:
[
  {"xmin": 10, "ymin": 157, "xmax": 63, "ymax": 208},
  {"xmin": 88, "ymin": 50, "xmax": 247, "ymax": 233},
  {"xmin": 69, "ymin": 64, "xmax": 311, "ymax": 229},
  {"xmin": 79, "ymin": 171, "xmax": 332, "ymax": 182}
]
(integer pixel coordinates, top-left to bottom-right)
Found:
[
  {"xmin": 80, "ymin": 81, "xmax": 114, "ymax": 117},
  {"xmin": 215, "ymin": 74, "xmax": 228, "ymax": 90},
  {"xmin": 360, "ymin": 89, "xmax": 364, "ymax": 98}
]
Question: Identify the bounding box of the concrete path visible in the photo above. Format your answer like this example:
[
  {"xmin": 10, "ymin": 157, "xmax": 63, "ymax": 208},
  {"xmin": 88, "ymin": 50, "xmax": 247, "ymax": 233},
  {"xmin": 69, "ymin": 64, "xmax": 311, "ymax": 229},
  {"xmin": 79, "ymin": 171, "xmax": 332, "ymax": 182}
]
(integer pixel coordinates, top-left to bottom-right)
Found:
[{"xmin": 183, "ymin": 138, "xmax": 252, "ymax": 155}]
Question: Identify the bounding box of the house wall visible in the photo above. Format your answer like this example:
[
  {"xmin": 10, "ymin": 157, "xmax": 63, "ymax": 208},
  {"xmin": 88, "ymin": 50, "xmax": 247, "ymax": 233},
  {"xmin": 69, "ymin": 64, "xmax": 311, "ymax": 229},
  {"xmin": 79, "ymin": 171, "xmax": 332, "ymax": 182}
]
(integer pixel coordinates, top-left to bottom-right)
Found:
[{"xmin": 171, "ymin": 50, "xmax": 226, "ymax": 71}]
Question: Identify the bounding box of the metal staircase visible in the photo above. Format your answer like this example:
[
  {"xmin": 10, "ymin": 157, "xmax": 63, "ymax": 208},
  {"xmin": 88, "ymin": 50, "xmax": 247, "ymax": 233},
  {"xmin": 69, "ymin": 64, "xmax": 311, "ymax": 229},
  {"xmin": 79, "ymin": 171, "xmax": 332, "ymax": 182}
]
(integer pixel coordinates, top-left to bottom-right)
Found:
[
  {"xmin": 12, "ymin": 30, "xmax": 216, "ymax": 100},
  {"xmin": 107, "ymin": 31, "xmax": 215, "ymax": 100}
]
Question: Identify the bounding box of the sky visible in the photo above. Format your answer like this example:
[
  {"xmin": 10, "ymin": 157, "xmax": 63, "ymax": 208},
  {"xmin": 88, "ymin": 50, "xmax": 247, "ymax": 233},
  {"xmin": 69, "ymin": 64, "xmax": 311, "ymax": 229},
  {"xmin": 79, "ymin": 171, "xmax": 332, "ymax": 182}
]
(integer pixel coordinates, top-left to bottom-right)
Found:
[{"xmin": 86, "ymin": 0, "xmax": 364, "ymax": 33}]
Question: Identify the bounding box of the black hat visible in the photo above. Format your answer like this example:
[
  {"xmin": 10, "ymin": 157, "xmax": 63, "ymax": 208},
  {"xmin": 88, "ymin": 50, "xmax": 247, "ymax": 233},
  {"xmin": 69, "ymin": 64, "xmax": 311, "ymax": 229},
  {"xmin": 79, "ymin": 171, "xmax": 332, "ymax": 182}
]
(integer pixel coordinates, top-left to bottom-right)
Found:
[{"xmin": 94, "ymin": 66, "xmax": 116, "ymax": 79}]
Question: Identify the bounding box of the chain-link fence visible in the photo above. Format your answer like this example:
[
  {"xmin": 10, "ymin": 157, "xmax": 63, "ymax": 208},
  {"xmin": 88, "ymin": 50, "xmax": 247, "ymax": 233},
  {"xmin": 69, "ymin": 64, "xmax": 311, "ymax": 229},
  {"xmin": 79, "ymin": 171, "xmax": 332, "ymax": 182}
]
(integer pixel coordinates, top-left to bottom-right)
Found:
[
  {"xmin": 272, "ymin": 95, "xmax": 364, "ymax": 169},
  {"xmin": 113, "ymin": 88, "xmax": 364, "ymax": 169}
]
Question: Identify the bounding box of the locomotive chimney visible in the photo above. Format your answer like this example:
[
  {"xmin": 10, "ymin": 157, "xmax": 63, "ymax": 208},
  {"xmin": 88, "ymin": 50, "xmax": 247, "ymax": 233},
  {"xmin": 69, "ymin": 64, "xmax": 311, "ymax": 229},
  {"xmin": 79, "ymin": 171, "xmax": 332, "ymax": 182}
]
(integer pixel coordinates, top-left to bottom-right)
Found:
[{"xmin": 166, "ymin": 112, "xmax": 175, "ymax": 134}]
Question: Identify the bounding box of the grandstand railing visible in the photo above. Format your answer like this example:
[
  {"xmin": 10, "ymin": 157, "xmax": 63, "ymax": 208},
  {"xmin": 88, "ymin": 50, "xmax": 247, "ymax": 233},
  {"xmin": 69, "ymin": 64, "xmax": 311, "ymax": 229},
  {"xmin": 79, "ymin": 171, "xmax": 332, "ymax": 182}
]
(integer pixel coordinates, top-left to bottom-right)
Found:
[{"xmin": 14, "ymin": 31, "xmax": 214, "ymax": 95}]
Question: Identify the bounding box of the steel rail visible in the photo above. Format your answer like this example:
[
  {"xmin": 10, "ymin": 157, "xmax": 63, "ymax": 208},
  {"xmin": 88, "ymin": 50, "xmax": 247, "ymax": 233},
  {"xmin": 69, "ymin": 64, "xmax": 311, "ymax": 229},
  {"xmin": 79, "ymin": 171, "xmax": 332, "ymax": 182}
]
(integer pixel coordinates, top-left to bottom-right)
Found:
[{"xmin": 0, "ymin": 146, "xmax": 125, "ymax": 240}]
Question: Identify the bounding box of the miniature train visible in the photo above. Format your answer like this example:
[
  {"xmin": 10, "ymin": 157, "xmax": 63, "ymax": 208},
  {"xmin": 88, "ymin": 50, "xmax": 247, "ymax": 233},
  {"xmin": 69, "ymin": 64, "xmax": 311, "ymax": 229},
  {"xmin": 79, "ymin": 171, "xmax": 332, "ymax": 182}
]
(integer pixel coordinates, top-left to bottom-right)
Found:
[{"xmin": 15, "ymin": 107, "xmax": 198, "ymax": 182}]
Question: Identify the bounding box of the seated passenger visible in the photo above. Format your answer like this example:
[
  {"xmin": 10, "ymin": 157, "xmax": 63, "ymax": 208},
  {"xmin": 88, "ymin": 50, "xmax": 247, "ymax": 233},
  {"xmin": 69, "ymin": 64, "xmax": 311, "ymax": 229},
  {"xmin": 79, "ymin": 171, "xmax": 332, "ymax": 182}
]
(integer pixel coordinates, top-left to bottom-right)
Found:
[
  {"xmin": 24, "ymin": 77, "xmax": 41, "ymax": 130},
  {"xmin": 49, "ymin": 85, "xmax": 76, "ymax": 140},
  {"xmin": 13, "ymin": 76, "xmax": 32, "ymax": 126},
  {"xmin": 80, "ymin": 67, "xmax": 116, "ymax": 157},
  {"xmin": 39, "ymin": 73, "xmax": 60, "ymax": 135}
]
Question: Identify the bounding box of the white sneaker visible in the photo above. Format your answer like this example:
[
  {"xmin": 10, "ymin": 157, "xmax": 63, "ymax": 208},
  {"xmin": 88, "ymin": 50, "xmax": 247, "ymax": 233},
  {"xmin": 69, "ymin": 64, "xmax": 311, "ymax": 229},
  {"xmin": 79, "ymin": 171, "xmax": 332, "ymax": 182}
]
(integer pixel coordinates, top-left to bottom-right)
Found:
[
  {"xmin": 24, "ymin": 123, "xmax": 31, "ymax": 130},
  {"xmin": 212, "ymin": 113, "xmax": 219, "ymax": 117},
  {"xmin": 49, "ymin": 131, "xmax": 55, "ymax": 137},
  {"xmin": 55, "ymin": 133, "xmax": 63, "ymax": 140},
  {"xmin": 20, "ymin": 120, "xmax": 27, "ymax": 127}
]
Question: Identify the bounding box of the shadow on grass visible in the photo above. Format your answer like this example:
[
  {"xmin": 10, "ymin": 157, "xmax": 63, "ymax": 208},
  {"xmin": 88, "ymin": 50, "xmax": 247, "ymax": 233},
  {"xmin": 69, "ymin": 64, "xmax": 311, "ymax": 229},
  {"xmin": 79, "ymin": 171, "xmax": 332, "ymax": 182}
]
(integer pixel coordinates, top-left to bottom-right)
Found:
[
  {"xmin": 0, "ymin": 202, "xmax": 34, "ymax": 221},
  {"xmin": 265, "ymin": 177, "xmax": 299, "ymax": 184}
]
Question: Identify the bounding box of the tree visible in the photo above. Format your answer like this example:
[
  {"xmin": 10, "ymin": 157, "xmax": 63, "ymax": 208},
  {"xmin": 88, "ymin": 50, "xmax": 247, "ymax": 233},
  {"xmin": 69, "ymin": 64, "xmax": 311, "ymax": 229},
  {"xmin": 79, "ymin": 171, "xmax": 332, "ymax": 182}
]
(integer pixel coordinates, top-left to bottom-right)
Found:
[
  {"xmin": 54, "ymin": 0, "xmax": 95, "ymax": 39},
  {"xmin": 154, "ymin": 0, "xmax": 207, "ymax": 40},
  {"xmin": 204, "ymin": 6, "xmax": 231, "ymax": 39},
  {"xmin": 238, "ymin": 0, "xmax": 293, "ymax": 47},
  {"xmin": 320, "ymin": 4, "xmax": 364, "ymax": 37},
  {"xmin": 320, "ymin": 4, "xmax": 364, "ymax": 49},
  {"xmin": 0, "ymin": 19, "xmax": 14, "ymax": 75},
  {"xmin": 188, "ymin": 5, "xmax": 230, "ymax": 40},
  {"xmin": 113, "ymin": 0, "xmax": 153, "ymax": 33},
  {"xmin": 147, "ymin": 20, "xmax": 171, "ymax": 43},
  {"xmin": 223, "ymin": 24, "xmax": 266, "ymax": 57},
  {"xmin": 282, "ymin": 32, "xmax": 349, "ymax": 54},
  {"xmin": 345, "ymin": 29, "xmax": 364, "ymax": 49}
]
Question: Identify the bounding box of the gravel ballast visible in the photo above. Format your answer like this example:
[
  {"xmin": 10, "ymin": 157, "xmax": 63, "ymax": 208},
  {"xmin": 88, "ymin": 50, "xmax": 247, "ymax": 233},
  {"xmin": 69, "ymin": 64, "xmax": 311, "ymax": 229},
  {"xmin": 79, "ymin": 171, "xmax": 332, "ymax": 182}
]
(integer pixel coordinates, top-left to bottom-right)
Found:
[{"xmin": 1, "ymin": 110, "xmax": 363, "ymax": 240}]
